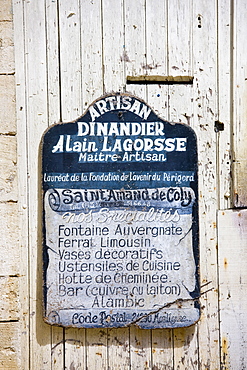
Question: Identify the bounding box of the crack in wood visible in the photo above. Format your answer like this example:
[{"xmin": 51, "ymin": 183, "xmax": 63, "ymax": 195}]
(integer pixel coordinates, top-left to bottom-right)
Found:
[
  {"xmin": 126, "ymin": 297, "xmax": 199, "ymax": 327},
  {"xmin": 176, "ymin": 226, "xmax": 192, "ymax": 246}
]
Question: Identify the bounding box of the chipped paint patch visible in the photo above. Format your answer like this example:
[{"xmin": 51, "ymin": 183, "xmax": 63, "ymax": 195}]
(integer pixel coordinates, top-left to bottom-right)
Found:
[{"xmin": 221, "ymin": 337, "xmax": 230, "ymax": 370}]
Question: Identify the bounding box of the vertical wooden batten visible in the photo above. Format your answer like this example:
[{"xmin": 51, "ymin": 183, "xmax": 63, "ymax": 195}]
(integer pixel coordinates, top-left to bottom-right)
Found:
[
  {"xmin": 232, "ymin": 0, "xmax": 247, "ymax": 207},
  {"xmin": 192, "ymin": 1, "xmax": 220, "ymax": 368},
  {"xmin": 24, "ymin": 0, "xmax": 52, "ymax": 368},
  {"xmin": 217, "ymin": 0, "xmax": 232, "ymax": 210},
  {"xmin": 166, "ymin": 1, "xmax": 199, "ymax": 367},
  {"xmin": 124, "ymin": 0, "xmax": 147, "ymax": 99},
  {"xmin": 59, "ymin": 0, "xmax": 82, "ymax": 122},
  {"xmin": 218, "ymin": 210, "xmax": 247, "ymax": 369},
  {"xmin": 102, "ymin": 0, "xmax": 125, "ymax": 93},
  {"xmin": 145, "ymin": 1, "xmax": 172, "ymax": 367},
  {"xmin": 80, "ymin": 0, "xmax": 103, "ymax": 111}
]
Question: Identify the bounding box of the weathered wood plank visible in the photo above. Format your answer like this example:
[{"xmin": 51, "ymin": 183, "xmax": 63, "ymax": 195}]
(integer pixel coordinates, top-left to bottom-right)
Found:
[
  {"xmin": 167, "ymin": 0, "xmax": 193, "ymax": 125},
  {"xmin": 57, "ymin": 3, "xmax": 88, "ymax": 366},
  {"xmin": 151, "ymin": 329, "xmax": 173, "ymax": 370},
  {"xmin": 173, "ymin": 326, "xmax": 198, "ymax": 370},
  {"xmin": 192, "ymin": 1, "xmax": 220, "ymax": 368},
  {"xmin": 86, "ymin": 328, "xmax": 108, "ymax": 370},
  {"xmin": 51, "ymin": 327, "xmax": 64, "ymax": 370},
  {"xmin": 146, "ymin": 0, "xmax": 167, "ymax": 78},
  {"xmin": 166, "ymin": 2, "xmax": 199, "ymax": 366},
  {"xmin": 218, "ymin": 209, "xmax": 247, "ymax": 370},
  {"xmin": 80, "ymin": 0, "xmax": 103, "ymax": 111},
  {"xmin": 232, "ymin": 0, "xmax": 247, "ymax": 207},
  {"xmin": 0, "ymin": 322, "xmax": 20, "ymax": 369},
  {"xmin": 144, "ymin": 2, "xmax": 171, "ymax": 367},
  {"xmin": 217, "ymin": 0, "xmax": 232, "ymax": 209},
  {"xmin": 123, "ymin": 3, "xmax": 153, "ymax": 368},
  {"xmin": 46, "ymin": 0, "xmax": 61, "ymax": 125},
  {"xmin": 101, "ymin": 2, "xmax": 143, "ymax": 368},
  {"xmin": 13, "ymin": 0, "xmax": 30, "ymax": 367},
  {"xmin": 23, "ymin": 0, "xmax": 52, "ymax": 368},
  {"xmin": 146, "ymin": 0, "xmax": 168, "ymax": 120},
  {"xmin": 44, "ymin": 4, "xmax": 65, "ymax": 366},
  {"xmin": 102, "ymin": 0, "xmax": 125, "ymax": 93},
  {"xmin": 59, "ymin": 0, "xmax": 82, "ymax": 121},
  {"xmin": 124, "ymin": 0, "xmax": 146, "ymax": 99},
  {"xmin": 129, "ymin": 326, "xmax": 152, "ymax": 370},
  {"xmin": 64, "ymin": 328, "xmax": 86, "ymax": 370},
  {"xmin": 108, "ymin": 328, "xmax": 130, "ymax": 369}
]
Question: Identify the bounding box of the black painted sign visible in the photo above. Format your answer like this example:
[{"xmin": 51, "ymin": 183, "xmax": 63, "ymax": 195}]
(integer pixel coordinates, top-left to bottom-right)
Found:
[{"xmin": 42, "ymin": 94, "xmax": 200, "ymax": 328}]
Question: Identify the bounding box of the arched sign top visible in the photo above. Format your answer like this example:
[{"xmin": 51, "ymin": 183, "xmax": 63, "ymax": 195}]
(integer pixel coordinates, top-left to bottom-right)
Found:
[
  {"xmin": 42, "ymin": 94, "xmax": 199, "ymax": 329},
  {"xmin": 43, "ymin": 93, "xmax": 197, "ymax": 180}
]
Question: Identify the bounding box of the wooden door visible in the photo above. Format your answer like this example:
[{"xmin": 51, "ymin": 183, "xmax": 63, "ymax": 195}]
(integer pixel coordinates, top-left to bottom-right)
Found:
[{"xmin": 13, "ymin": 0, "xmax": 247, "ymax": 368}]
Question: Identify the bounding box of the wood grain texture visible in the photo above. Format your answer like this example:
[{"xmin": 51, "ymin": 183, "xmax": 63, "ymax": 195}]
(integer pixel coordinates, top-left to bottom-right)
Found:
[
  {"xmin": 102, "ymin": 0, "xmax": 125, "ymax": 93},
  {"xmin": 45, "ymin": 4, "xmax": 66, "ymax": 365},
  {"xmin": 23, "ymin": 0, "xmax": 52, "ymax": 368},
  {"xmin": 59, "ymin": 0, "xmax": 82, "ymax": 122},
  {"xmin": 11, "ymin": 0, "xmax": 247, "ymax": 369},
  {"xmin": 64, "ymin": 328, "xmax": 86, "ymax": 370},
  {"xmin": 151, "ymin": 329, "xmax": 173, "ymax": 370},
  {"xmin": 145, "ymin": 0, "xmax": 168, "ymax": 123},
  {"xmin": 13, "ymin": 0, "xmax": 29, "ymax": 368},
  {"xmin": 167, "ymin": 0, "xmax": 193, "ymax": 125},
  {"xmin": 86, "ymin": 328, "xmax": 108, "ymax": 370},
  {"xmin": 192, "ymin": 1, "xmax": 220, "ymax": 368},
  {"xmin": 173, "ymin": 326, "xmax": 198, "ymax": 370},
  {"xmin": 217, "ymin": 0, "xmax": 232, "ymax": 210},
  {"xmin": 232, "ymin": 0, "xmax": 247, "ymax": 207},
  {"xmin": 124, "ymin": 0, "xmax": 146, "ymax": 99},
  {"xmin": 218, "ymin": 209, "xmax": 247, "ymax": 370},
  {"xmin": 145, "ymin": 3, "xmax": 171, "ymax": 368},
  {"xmin": 51, "ymin": 327, "xmax": 64, "ymax": 370},
  {"xmin": 108, "ymin": 328, "xmax": 130, "ymax": 369},
  {"xmin": 129, "ymin": 326, "xmax": 152, "ymax": 370},
  {"xmin": 80, "ymin": 0, "xmax": 103, "ymax": 111},
  {"xmin": 167, "ymin": 3, "xmax": 199, "ymax": 367},
  {"xmin": 46, "ymin": 0, "xmax": 61, "ymax": 126},
  {"xmin": 123, "ymin": 4, "xmax": 152, "ymax": 368}
]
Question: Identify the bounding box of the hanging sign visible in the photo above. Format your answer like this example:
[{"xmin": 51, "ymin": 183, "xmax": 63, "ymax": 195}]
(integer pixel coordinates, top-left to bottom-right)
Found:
[{"xmin": 42, "ymin": 94, "xmax": 200, "ymax": 329}]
